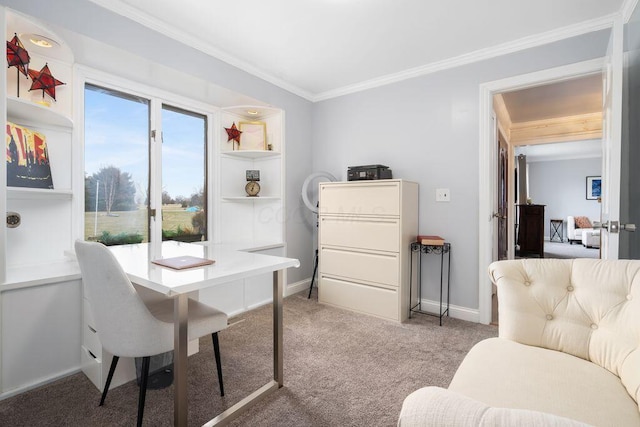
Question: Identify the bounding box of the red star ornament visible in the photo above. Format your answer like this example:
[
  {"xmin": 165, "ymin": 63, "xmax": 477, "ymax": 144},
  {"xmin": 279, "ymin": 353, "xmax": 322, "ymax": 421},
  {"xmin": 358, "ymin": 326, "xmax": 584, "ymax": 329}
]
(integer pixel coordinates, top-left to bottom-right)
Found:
[
  {"xmin": 6, "ymin": 33, "xmax": 30, "ymax": 76},
  {"xmin": 28, "ymin": 63, "xmax": 65, "ymax": 101},
  {"xmin": 225, "ymin": 122, "xmax": 242, "ymax": 147}
]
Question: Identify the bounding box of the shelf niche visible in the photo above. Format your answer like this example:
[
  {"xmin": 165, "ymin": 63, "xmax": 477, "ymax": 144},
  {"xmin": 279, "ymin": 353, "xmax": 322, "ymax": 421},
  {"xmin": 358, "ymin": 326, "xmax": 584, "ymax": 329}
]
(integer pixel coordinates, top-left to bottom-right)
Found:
[{"xmin": 218, "ymin": 106, "xmax": 284, "ymax": 246}]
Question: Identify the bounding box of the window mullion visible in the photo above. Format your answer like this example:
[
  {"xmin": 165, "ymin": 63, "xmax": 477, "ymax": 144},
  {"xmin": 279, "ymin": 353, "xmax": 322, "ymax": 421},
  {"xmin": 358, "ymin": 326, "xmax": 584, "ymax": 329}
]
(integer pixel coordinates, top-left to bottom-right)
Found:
[{"xmin": 149, "ymin": 98, "xmax": 163, "ymax": 244}]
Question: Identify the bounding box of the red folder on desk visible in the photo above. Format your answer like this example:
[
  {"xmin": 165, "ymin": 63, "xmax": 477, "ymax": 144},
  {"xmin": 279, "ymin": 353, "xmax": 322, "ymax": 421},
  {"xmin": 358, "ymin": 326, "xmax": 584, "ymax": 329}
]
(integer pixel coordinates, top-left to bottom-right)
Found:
[{"xmin": 151, "ymin": 256, "xmax": 215, "ymax": 270}]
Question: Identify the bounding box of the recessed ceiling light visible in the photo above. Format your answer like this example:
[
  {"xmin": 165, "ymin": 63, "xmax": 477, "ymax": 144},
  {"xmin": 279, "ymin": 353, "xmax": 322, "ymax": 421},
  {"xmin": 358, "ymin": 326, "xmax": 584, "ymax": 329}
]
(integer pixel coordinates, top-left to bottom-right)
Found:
[
  {"xmin": 247, "ymin": 110, "xmax": 259, "ymax": 115},
  {"xmin": 23, "ymin": 33, "xmax": 58, "ymax": 48}
]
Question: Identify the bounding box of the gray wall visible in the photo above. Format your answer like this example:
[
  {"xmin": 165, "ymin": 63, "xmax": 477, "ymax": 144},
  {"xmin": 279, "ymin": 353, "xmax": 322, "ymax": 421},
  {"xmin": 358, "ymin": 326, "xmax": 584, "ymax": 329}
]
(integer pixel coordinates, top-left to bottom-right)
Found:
[
  {"xmin": 311, "ymin": 31, "xmax": 610, "ymax": 310},
  {"xmin": 1, "ymin": 0, "xmax": 315, "ymax": 284},
  {"xmin": 528, "ymin": 158, "xmax": 602, "ymax": 240}
]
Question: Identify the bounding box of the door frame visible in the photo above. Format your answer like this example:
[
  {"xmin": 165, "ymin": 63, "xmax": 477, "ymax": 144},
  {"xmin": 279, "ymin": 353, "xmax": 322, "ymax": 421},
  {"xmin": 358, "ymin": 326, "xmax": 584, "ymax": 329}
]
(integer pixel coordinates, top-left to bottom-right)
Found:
[{"xmin": 478, "ymin": 58, "xmax": 604, "ymax": 324}]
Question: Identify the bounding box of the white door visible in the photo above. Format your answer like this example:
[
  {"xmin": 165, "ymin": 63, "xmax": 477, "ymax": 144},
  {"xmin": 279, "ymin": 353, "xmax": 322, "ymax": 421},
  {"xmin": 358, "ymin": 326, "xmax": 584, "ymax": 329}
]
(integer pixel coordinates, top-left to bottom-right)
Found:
[
  {"xmin": 600, "ymin": 18, "xmax": 624, "ymax": 259},
  {"xmin": 620, "ymin": 0, "xmax": 640, "ymax": 259}
]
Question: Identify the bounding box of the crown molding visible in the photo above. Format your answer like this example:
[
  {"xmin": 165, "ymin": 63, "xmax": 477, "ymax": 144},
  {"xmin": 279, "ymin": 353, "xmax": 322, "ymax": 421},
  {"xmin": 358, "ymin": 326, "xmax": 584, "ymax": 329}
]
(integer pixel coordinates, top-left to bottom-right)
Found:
[
  {"xmin": 622, "ymin": 0, "xmax": 639, "ymax": 22},
  {"xmin": 88, "ymin": 0, "xmax": 316, "ymax": 101},
  {"xmin": 89, "ymin": 0, "xmax": 620, "ymax": 104},
  {"xmin": 313, "ymin": 13, "xmax": 618, "ymax": 102}
]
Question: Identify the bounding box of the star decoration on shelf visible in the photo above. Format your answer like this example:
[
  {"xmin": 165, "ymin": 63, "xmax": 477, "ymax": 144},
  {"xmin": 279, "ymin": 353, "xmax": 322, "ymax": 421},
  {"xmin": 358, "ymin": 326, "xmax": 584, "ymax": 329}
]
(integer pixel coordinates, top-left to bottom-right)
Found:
[
  {"xmin": 6, "ymin": 33, "xmax": 31, "ymax": 97},
  {"xmin": 225, "ymin": 122, "xmax": 242, "ymax": 149},
  {"xmin": 28, "ymin": 63, "xmax": 65, "ymax": 101},
  {"xmin": 6, "ymin": 33, "xmax": 30, "ymax": 76}
]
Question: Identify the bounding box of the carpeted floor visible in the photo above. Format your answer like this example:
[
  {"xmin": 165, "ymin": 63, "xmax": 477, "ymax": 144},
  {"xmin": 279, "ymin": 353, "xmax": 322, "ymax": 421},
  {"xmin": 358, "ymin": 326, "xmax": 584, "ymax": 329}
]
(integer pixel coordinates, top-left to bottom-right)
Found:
[
  {"xmin": 0, "ymin": 292, "xmax": 497, "ymax": 426},
  {"xmin": 543, "ymin": 241, "xmax": 599, "ymax": 259}
]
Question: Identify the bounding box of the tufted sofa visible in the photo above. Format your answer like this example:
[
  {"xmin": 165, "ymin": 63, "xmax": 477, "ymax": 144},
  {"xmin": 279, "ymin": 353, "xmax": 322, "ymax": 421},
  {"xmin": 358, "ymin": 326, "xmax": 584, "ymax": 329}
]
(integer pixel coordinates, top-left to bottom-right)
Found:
[{"xmin": 398, "ymin": 258, "xmax": 640, "ymax": 426}]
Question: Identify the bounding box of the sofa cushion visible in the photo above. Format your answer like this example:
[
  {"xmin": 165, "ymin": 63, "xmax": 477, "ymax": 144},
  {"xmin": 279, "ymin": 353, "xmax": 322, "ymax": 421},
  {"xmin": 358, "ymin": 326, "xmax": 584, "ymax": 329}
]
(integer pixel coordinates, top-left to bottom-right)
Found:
[
  {"xmin": 398, "ymin": 387, "xmax": 590, "ymax": 426},
  {"xmin": 574, "ymin": 216, "xmax": 592, "ymax": 228},
  {"xmin": 448, "ymin": 338, "xmax": 640, "ymax": 427}
]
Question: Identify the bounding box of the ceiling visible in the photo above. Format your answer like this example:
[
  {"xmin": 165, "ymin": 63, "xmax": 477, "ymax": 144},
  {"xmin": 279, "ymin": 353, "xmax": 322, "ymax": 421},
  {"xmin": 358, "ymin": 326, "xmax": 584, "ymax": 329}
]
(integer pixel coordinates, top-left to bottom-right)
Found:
[
  {"xmin": 502, "ymin": 74, "xmax": 603, "ymax": 123},
  {"xmin": 88, "ymin": 0, "xmax": 625, "ymax": 101},
  {"xmin": 502, "ymin": 73, "xmax": 603, "ymax": 161}
]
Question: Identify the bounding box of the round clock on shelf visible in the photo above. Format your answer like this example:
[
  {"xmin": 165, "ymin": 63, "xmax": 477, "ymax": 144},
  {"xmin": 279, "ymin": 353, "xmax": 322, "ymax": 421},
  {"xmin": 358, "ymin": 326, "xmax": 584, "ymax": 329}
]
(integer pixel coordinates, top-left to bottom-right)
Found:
[{"xmin": 245, "ymin": 180, "xmax": 261, "ymax": 197}]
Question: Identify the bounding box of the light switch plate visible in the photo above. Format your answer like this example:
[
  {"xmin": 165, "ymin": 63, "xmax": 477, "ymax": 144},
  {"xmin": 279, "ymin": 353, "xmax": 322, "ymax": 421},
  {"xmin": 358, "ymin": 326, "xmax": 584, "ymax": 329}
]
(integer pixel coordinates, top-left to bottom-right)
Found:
[{"xmin": 436, "ymin": 188, "xmax": 450, "ymax": 202}]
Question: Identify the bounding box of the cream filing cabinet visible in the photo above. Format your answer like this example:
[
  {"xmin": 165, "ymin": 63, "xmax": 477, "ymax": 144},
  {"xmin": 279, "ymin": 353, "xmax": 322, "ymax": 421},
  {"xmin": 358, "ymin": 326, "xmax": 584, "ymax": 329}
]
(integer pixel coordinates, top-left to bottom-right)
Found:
[{"xmin": 318, "ymin": 180, "xmax": 418, "ymax": 321}]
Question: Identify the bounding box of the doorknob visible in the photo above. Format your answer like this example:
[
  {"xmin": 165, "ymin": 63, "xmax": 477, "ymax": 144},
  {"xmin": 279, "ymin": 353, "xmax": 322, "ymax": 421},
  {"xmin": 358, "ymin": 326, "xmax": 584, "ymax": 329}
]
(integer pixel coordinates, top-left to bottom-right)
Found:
[
  {"xmin": 593, "ymin": 221, "xmax": 636, "ymax": 233},
  {"xmin": 492, "ymin": 212, "xmax": 506, "ymax": 220}
]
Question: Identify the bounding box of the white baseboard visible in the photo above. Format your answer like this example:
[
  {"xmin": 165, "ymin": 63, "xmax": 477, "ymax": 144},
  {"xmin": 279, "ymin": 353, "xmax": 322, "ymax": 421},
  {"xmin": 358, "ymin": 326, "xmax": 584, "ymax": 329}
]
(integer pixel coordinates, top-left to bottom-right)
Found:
[
  {"xmin": 415, "ymin": 298, "xmax": 480, "ymax": 323},
  {"xmin": 0, "ymin": 368, "xmax": 81, "ymax": 401},
  {"xmin": 288, "ymin": 278, "xmax": 480, "ymax": 323},
  {"xmin": 285, "ymin": 278, "xmax": 311, "ymax": 297}
]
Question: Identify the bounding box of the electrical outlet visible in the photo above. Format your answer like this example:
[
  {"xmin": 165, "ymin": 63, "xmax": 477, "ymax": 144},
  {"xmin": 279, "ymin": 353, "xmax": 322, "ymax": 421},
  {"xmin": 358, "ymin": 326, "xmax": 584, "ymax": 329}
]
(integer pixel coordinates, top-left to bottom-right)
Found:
[{"xmin": 436, "ymin": 188, "xmax": 450, "ymax": 202}]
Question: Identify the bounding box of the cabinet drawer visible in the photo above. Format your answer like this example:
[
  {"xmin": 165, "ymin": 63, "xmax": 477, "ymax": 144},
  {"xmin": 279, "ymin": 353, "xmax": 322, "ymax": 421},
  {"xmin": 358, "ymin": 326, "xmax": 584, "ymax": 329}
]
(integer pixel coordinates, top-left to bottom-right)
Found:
[
  {"xmin": 319, "ymin": 276, "xmax": 399, "ymax": 320},
  {"xmin": 83, "ymin": 298, "xmax": 96, "ymax": 329},
  {"xmin": 320, "ymin": 182, "xmax": 399, "ymax": 216},
  {"xmin": 320, "ymin": 247, "xmax": 399, "ymax": 287},
  {"xmin": 83, "ymin": 320, "xmax": 102, "ymax": 358},
  {"xmin": 319, "ymin": 216, "xmax": 399, "ymax": 252},
  {"xmin": 81, "ymin": 345, "xmax": 102, "ymax": 389}
]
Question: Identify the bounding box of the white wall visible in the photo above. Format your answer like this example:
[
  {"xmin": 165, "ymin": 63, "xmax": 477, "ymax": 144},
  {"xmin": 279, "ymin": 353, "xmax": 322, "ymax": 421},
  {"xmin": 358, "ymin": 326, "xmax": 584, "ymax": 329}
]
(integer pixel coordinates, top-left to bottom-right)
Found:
[
  {"xmin": 528, "ymin": 157, "xmax": 602, "ymax": 239},
  {"xmin": 311, "ymin": 30, "xmax": 611, "ymax": 311}
]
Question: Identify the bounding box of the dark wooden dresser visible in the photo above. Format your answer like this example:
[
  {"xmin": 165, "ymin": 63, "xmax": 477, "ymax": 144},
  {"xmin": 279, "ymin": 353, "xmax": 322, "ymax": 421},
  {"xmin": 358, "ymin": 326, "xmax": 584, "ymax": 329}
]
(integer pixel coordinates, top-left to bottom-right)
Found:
[{"xmin": 517, "ymin": 204, "xmax": 545, "ymax": 257}]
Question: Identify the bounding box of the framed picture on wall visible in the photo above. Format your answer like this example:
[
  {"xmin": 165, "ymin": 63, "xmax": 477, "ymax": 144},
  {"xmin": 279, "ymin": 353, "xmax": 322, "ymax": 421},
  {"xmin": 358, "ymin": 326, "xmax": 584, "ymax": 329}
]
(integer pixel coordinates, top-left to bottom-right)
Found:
[
  {"xmin": 238, "ymin": 121, "xmax": 267, "ymax": 151},
  {"xmin": 586, "ymin": 176, "xmax": 601, "ymax": 200}
]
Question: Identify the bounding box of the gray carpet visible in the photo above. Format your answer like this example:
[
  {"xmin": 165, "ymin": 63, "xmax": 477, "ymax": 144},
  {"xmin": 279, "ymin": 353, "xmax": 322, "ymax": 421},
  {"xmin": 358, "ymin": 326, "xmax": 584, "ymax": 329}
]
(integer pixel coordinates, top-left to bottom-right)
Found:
[
  {"xmin": 0, "ymin": 292, "xmax": 497, "ymax": 426},
  {"xmin": 544, "ymin": 241, "xmax": 599, "ymax": 259}
]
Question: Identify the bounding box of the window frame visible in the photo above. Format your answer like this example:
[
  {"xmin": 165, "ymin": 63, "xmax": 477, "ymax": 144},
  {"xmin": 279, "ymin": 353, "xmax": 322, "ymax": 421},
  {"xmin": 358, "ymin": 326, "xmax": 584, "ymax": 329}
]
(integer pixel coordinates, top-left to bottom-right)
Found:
[{"xmin": 74, "ymin": 66, "xmax": 217, "ymax": 245}]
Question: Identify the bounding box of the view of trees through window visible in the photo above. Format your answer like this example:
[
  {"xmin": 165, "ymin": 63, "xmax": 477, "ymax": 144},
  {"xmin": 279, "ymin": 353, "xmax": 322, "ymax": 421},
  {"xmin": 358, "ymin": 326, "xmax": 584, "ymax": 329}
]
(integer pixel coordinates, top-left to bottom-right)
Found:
[{"xmin": 84, "ymin": 84, "xmax": 207, "ymax": 245}]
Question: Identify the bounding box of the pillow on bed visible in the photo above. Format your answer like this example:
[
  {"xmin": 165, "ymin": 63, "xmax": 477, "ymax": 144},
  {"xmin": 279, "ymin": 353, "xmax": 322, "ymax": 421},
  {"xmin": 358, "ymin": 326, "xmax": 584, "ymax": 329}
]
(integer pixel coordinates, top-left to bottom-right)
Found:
[{"xmin": 574, "ymin": 216, "xmax": 592, "ymax": 229}]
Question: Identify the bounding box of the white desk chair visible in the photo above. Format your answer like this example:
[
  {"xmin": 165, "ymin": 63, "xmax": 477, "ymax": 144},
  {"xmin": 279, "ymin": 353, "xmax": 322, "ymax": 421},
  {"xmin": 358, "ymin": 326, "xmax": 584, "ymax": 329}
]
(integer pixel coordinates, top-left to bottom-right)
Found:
[{"xmin": 75, "ymin": 240, "xmax": 228, "ymax": 427}]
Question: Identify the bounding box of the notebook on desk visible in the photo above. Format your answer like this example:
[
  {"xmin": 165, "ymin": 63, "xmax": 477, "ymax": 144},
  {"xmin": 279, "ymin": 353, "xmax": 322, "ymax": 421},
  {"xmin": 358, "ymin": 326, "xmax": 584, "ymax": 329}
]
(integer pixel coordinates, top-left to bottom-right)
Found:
[{"xmin": 151, "ymin": 256, "xmax": 215, "ymax": 270}]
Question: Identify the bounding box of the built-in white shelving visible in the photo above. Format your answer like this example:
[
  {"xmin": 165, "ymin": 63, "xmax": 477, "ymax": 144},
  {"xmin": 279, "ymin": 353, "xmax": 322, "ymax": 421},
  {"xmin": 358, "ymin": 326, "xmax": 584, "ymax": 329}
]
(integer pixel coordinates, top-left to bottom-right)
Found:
[
  {"xmin": 3, "ymin": 11, "xmax": 75, "ymax": 283},
  {"xmin": 7, "ymin": 96, "xmax": 73, "ymax": 128},
  {"xmin": 7, "ymin": 187, "xmax": 73, "ymax": 200},
  {"xmin": 221, "ymin": 196, "xmax": 282, "ymax": 201},
  {"xmin": 218, "ymin": 106, "xmax": 285, "ymax": 245},
  {"xmin": 221, "ymin": 150, "xmax": 280, "ymax": 159}
]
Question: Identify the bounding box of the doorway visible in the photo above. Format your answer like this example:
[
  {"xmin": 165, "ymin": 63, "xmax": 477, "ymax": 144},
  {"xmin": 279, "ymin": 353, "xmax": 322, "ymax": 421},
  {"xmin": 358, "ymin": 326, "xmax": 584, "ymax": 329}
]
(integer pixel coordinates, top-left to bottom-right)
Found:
[{"xmin": 478, "ymin": 58, "xmax": 605, "ymax": 325}]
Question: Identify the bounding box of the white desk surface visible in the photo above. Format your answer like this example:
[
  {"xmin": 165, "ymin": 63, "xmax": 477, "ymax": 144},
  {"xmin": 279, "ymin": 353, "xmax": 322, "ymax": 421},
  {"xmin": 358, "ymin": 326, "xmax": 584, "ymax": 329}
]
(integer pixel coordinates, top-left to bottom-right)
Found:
[{"xmin": 108, "ymin": 241, "xmax": 300, "ymax": 296}]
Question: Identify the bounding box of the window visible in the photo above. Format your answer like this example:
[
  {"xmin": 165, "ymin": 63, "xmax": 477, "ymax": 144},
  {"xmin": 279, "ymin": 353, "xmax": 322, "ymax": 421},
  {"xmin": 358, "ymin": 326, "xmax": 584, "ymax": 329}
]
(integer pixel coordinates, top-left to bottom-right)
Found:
[
  {"xmin": 84, "ymin": 84, "xmax": 150, "ymax": 244},
  {"xmin": 83, "ymin": 83, "xmax": 209, "ymax": 245},
  {"xmin": 161, "ymin": 105, "xmax": 207, "ymax": 242}
]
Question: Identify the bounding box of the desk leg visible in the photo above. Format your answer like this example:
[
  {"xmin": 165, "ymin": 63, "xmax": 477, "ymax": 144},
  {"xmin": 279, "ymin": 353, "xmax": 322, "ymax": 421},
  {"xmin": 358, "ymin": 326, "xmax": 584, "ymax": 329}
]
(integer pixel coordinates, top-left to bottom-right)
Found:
[
  {"xmin": 273, "ymin": 270, "xmax": 284, "ymax": 386},
  {"xmin": 174, "ymin": 294, "xmax": 189, "ymax": 426},
  {"xmin": 202, "ymin": 270, "xmax": 284, "ymax": 426}
]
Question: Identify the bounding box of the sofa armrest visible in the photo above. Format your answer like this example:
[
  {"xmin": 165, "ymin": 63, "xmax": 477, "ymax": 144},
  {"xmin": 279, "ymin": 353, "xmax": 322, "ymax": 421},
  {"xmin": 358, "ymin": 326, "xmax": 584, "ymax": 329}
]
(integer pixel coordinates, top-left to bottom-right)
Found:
[{"xmin": 398, "ymin": 387, "xmax": 591, "ymax": 426}]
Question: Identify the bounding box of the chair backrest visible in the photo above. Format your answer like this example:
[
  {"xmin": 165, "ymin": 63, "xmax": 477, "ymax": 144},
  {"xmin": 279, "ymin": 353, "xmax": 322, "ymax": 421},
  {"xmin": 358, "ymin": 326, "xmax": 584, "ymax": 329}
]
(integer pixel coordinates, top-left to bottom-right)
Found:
[
  {"xmin": 489, "ymin": 258, "xmax": 640, "ymax": 407},
  {"xmin": 75, "ymin": 240, "xmax": 171, "ymax": 357}
]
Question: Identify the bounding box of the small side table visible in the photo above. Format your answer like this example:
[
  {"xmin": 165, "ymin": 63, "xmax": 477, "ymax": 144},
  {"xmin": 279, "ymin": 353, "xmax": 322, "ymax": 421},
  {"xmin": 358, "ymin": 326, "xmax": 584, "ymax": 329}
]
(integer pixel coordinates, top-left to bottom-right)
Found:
[
  {"xmin": 550, "ymin": 219, "xmax": 563, "ymax": 242},
  {"xmin": 409, "ymin": 241, "xmax": 451, "ymax": 326}
]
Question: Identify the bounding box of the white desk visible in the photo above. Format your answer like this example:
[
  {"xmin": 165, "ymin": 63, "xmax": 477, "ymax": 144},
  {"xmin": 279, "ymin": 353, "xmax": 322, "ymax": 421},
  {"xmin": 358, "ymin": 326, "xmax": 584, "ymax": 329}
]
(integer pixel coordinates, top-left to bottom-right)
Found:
[{"xmin": 108, "ymin": 241, "xmax": 300, "ymax": 426}]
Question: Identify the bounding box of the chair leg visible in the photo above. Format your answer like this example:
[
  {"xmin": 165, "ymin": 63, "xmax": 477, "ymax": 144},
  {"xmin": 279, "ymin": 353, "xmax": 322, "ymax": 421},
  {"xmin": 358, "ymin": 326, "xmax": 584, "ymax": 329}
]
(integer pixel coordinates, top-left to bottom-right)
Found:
[
  {"xmin": 137, "ymin": 356, "xmax": 150, "ymax": 427},
  {"xmin": 100, "ymin": 356, "xmax": 119, "ymax": 406},
  {"xmin": 212, "ymin": 332, "xmax": 224, "ymax": 396}
]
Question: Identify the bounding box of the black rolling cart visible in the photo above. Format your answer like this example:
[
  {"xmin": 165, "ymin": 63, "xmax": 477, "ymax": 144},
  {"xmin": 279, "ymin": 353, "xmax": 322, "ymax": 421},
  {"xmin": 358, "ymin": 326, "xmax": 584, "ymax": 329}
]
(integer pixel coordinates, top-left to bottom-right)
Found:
[{"xmin": 409, "ymin": 241, "xmax": 451, "ymax": 326}]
